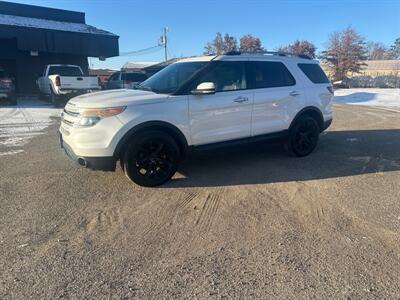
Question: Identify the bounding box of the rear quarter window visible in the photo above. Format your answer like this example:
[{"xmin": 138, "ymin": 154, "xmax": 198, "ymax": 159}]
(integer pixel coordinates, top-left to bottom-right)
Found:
[{"xmin": 298, "ymin": 63, "xmax": 330, "ymax": 84}]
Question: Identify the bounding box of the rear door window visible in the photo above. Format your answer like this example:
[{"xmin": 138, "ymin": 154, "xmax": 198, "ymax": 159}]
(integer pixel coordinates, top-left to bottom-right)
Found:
[
  {"xmin": 298, "ymin": 63, "xmax": 330, "ymax": 83},
  {"xmin": 247, "ymin": 61, "xmax": 295, "ymax": 88}
]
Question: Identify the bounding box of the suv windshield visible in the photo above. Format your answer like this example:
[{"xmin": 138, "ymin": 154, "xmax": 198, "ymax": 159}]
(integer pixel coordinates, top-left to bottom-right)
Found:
[
  {"xmin": 137, "ymin": 62, "xmax": 208, "ymax": 94},
  {"xmin": 48, "ymin": 66, "xmax": 83, "ymax": 76}
]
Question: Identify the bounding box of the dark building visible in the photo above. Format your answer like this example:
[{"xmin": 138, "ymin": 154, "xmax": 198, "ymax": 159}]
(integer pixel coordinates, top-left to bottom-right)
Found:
[{"xmin": 0, "ymin": 1, "xmax": 119, "ymax": 93}]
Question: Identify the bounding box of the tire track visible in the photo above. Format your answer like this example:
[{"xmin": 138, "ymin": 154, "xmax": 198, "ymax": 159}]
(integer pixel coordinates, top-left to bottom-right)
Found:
[
  {"xmin": 0, "ymin": 107, "xmax": 19, "ymax": 122},
  {"xmin": 195, "ymin": 189, "xmax": 223, "ymax": 234},
  {"xmin": 175, "ymin": 191, "xmax": 198, "ymax": 210},
  {"xmin": 19, "ymin": 107, "xmax": 36, "ymax": 133},
  {"xmin": 140, "ymin": 192, "xmax": 200, "ymax": 241}
]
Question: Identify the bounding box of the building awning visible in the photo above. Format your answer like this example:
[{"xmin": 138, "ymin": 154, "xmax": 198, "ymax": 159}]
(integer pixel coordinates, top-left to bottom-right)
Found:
[{"xmin": 0, "ymin": 13, "xmax": 119, "ymax": 58}]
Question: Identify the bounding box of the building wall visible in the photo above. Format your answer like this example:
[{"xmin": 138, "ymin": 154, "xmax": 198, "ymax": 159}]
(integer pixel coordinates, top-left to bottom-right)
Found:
[
  {"xmin": 321, "ymin": 60, "xmax": 400, "ymax": 80},
  {"xmin": 358, "ymin": 69, "xmax": 399, "ymax": 77},
  {"xmin": 0, "ymin": 37, "xmax": 88, "ymax": 93}
]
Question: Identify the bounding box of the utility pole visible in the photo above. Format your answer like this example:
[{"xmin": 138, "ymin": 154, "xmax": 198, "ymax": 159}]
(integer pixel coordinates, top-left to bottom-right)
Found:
[{"xmin": 163, "ymin": 27, "xmax": 168, "ymax": 62}]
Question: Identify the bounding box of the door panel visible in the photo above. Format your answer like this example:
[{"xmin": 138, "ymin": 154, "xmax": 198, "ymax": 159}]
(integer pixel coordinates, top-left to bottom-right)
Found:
[
  {"xmin": 188, "ymin": 60, "xmax": 253, "ymax": 145},
  {"xmin": 251, "ymin": 87, "xmax": 305, "ymax": 135},
  {"xmin": 189, "ymin": 90, "xmax": 253, "ymax": 145},
  {"xmin": 247, "ymin": 60, "xmax": 306, "ymax": 136}
]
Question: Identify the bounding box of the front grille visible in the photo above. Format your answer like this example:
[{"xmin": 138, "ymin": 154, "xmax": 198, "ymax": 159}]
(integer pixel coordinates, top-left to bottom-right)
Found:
[
  {"xmin": 61, "ymin": 118, "xmax": 74, "ymax": 126},
  {"xmin": 63, "ymin": 108, "xmax": 79, "ymax": 117}
]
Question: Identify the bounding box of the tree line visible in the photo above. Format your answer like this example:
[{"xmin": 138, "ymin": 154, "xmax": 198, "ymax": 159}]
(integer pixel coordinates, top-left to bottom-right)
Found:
[{"xmin": 203, "ymin": 27, "xmax": 400, "ymax": 81}]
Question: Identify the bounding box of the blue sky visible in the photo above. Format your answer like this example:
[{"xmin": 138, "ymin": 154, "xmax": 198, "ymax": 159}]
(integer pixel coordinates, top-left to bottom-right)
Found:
[{"xmin": 11, "ymin": 0, "xmax": 400, "ymax": 69}]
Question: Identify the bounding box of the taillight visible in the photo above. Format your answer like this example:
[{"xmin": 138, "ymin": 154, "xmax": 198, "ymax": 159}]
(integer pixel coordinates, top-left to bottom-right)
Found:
[
  {"xmin": 55, "ymin": 76, "xmax": 61, "ymax": 87},
  {"xmin": 327, "ymin": 86, "xmax": 334, "ymax": 94}
]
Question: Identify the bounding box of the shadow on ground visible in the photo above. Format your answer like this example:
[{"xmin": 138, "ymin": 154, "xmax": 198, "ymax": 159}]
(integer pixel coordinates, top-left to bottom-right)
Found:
[{"xmin": 166, "ymin": 129, "xmax": 400, "ymax": 188}]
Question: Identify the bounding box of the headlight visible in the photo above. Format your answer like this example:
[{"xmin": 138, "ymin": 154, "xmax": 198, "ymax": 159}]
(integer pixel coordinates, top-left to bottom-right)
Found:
[
  {"xmin": 74, "ymin": 106, "xmax": 126, "ymax": 127},
  {"xmin": 79, "ymin": 106, "xmax": 126, "ymax": 117},
  {"xmin": 77, "ymin": 116, "xmax": 101, "ymax": 127}
]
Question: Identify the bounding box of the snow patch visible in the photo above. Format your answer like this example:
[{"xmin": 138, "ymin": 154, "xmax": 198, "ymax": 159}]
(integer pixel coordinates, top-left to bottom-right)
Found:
[
  {"xmin": 0, "ymin": 98, "xmax": 61, "ymax": 156},
  {"xmin": 334, "ymin": 88, "xmax": 400, "ymax": 110}
]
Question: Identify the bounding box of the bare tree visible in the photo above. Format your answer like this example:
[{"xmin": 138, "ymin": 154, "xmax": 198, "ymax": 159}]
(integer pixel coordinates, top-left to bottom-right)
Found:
[
  {"xmin": 204, "ymin": 32, "xmax": 238, "ymax": 55},
  {"xmin": 320, "ymin": 27, "xmax": 367, "ymax": 81},
  {"xmin": 239, "ymin": 34, "xmax": 264, "ymax": 52},
  {"xmin": 366, "ymin": 42, "xmax": 389, "ymax": 60},
  {"xmin": 276, "ymin": 40, "xmax": 317, "ymax": 58}
]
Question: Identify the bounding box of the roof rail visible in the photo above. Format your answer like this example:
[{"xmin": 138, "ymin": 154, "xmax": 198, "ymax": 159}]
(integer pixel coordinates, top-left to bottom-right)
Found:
[{"xmin": 224, "ymin": 50, "xmax": 312, "ymax": 59}]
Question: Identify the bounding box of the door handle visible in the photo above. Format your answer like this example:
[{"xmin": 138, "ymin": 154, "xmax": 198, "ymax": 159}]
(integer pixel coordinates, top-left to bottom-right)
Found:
[
  {"xmin": 233, "ymin": 96, "xmax": 249, "ymax": 103},
  {"xmin": 289, "ymin": 91, "xmax": 300, "ymax": 97}
]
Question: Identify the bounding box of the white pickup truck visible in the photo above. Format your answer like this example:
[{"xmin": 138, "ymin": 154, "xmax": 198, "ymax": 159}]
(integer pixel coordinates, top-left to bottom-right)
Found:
[{"xmin": 37, "ymin": 64, "xmax": 101, "ymax": 105}]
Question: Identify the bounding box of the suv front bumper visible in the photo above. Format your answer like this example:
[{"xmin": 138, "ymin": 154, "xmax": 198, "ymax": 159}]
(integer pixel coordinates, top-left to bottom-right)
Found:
[{"xmin": 60, "ymin": 134, "xmax": 116, "ymax": 171}]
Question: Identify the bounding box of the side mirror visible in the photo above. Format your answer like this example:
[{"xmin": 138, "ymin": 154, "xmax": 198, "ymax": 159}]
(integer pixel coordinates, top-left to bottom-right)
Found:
[{"xmin": 191, "ymin": 82, "xmax": 215, "ymax": 95}]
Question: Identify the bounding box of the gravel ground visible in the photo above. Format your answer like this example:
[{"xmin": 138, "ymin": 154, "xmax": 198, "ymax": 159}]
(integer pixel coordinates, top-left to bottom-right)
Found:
[{"xmin": 0, "ymin": 103, "xmax": 399, "ymax": 299}]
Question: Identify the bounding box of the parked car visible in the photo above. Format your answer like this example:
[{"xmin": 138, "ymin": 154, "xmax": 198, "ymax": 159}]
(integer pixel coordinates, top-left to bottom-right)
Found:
[
  {"xmin": 37, "ymin": 64, "xmax": 101, "ymax": 106},
  {"xmin": 102, "ymin": 71, "xmax": 147, "ymax": 90},
  {"xmin": 60, "ymin": 51, "xmax": 333, "ymax": 187},
  {"xmin": 0, "ymin": 67, "xmax": 16, "ymax": 105}
]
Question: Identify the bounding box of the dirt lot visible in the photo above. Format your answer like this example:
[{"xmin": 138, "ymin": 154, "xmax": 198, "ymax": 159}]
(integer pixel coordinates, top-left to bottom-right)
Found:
[{"xmin": 0, "ymin": 103, "xmax": 399, "ymax": 299}]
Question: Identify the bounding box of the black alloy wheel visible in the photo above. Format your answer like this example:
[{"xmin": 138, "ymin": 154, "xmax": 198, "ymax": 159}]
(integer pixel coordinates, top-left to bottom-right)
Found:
[
  {"xmin": 286, "ymin": 115, "xmax": 320, "ymax": 157},
  {"xmin": 123, "ymin": 131, "xmax": 180, "ymax": 187}
]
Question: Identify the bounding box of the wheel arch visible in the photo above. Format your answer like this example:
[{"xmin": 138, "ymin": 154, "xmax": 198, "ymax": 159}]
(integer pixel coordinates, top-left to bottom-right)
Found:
[
  {"xmin": 114, "ymin": 121, "xmax": 189, "ymax": 160},
  {"xmin": 289, "ymin": 106, "xmax": 324, "ymax": 132}
]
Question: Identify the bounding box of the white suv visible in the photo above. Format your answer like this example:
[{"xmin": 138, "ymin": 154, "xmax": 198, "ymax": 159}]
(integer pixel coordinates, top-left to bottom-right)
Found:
[{"xmin": 60, "ymin": 52, "xmax": 333, "ymax": 186}]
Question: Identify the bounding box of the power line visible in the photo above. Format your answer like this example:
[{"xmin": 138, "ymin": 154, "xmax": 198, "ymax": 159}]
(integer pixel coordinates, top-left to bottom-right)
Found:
[
  {"xmin": 119, "ymin": 45, "xmax": 162, "ymax": 57},
  {"xmin": 118, "ymin": 27, "xmax": 169, "ymax": 59}
]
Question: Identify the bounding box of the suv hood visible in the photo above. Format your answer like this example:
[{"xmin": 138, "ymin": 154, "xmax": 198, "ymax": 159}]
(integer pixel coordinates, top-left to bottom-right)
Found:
[{"xmin": 68, "ymin": 89, "xmax": 169, "ymax": 108}]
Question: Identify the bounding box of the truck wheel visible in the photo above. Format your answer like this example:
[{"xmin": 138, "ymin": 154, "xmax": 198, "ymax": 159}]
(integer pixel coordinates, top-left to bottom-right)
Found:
[
  {"xmin": 122, "ymin": 131, "xmax": 180, "ymax": 187},
  {"xmin": 50, "ymin": 90, "xmax": 59, "ymax": 107},
  {"xmin": 285, "ymin": 115, "xmax": 320, "ymax": 157}
]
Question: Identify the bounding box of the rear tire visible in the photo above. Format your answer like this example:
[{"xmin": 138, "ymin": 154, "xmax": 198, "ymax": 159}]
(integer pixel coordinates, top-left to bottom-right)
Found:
[
  {"xmin": 50, "ymin": 90, "xmax": 60, "ymax": 107},
  {"xmin": 285, "ymin": 115, "xmax": 320, "ymax": 157},
  {"xmin": 122, "ymin": 131, "xmax": 180, "ymax": 187}
]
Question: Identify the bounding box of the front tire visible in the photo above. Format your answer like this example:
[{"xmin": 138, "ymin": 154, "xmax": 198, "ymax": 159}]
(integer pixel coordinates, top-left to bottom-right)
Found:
[
  {"xmin": 122, "ymin": 131, "xmax": 180, "ymax": 187},
  {"xmin": 285, "ymin": 115, "xmax": 320, "ymax": 157}
]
